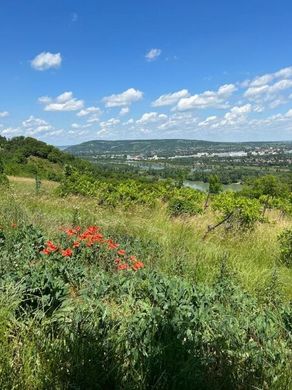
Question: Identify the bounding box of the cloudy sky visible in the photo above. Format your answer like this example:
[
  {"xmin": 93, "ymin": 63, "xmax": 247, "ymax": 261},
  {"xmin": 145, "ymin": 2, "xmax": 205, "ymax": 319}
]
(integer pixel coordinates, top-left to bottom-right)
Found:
[{"xmin": 1, "ymin": 0, "xmax": 292, "ymax": 144}]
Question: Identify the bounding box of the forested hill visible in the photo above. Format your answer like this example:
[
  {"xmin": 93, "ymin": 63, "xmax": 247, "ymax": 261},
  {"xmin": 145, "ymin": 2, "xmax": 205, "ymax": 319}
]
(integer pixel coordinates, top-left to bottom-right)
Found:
[
  {"xmin": 65, "ymin": 138, "xmax": 287, "ymax": 157},
  {"xmin": 0, "ymin": 136, "xmax": 88, "ymax": 180}
]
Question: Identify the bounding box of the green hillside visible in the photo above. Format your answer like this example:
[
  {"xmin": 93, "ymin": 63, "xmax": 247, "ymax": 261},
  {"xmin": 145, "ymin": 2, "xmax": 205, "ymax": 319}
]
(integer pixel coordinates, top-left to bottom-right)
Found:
[
  {"xmin": 66, "ymin": 138, "xmax": 289, "ymax": 157},
  {"xmin": 0, "ymin": 136, "xmax": 89, "ymax": 181}
]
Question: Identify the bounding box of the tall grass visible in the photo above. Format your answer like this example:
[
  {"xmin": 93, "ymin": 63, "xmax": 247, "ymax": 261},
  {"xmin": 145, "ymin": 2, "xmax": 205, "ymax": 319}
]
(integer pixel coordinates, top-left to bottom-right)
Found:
[{"xmin": 2, "ymin": 176, "xmax": 292, "ymax": 300}]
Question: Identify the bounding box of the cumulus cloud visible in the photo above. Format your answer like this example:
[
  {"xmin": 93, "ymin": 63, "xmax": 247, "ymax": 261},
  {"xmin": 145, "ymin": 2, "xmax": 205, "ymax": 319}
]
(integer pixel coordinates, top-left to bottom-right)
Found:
[
  {"xmin": 152, "ymin": 89, "xmax": 190, "ymax": 107},
  {"xmin": 31, "ymin": 52, "xmax": 62, "ymax": 71},
  {"xmin": 77, "ymin": 106, "xmax": 102, "ymax": 117},
  {"xmin": 119, "ymin": 107, "xmax": 130, "ymax": 116},
  {"xmin": 0, "ymin": 111, "xmax": 9, "ymax": 118},
  {"xmin": 145, "ymin": 48, "xmax": 162, "ymax": 61},
  {"xmin": 136, "ymin": 112, "xmax": 167, "ymax": 124},
  {"xmin": 246, "ymin": 66, "xmax": 292, "ymax": 88},
  {"xmin": 22, "ymin": 115, "xmax": 53, "ymax": 135},
  {"xmin": 103, "ymin": 88, "xmax": 143, "ymax": 107},
  {"xmin": 176, "ymin": 84, "xmax": 237, "ymax": 111},
  {"xmin": 39, "ymin": 91, "xmax": 84, "ymax": 112},
  {"xmin": 1, "ymin": 127, "xmax": 20, "ymax": 136}
]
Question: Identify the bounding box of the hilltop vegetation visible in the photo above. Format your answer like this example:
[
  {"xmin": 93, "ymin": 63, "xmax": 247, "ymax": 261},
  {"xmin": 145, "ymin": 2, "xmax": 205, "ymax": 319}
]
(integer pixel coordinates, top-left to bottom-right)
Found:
[
  {"xmin": 0, "ymin": 136, "xmax": 90, "ymax": 181},
  {"xmin": 66, "ymin": 138, "xmax": 291, "ymax": 157}
]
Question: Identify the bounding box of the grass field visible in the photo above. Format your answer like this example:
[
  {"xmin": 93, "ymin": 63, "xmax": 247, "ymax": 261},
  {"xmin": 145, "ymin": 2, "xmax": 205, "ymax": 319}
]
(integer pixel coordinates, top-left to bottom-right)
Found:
[
  {"xmin": 3, "ymin": 176, "xmax": 292, "ymax": 301},
  {"xmin": 1, "ymin": 176, "xmax": 292, "ymax": 389}
]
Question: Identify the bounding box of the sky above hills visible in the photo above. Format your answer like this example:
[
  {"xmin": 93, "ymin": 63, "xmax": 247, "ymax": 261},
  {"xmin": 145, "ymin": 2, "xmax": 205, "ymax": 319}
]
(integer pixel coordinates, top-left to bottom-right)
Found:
[{"xmin": 1, "ymin": 0, "xmax": 292, "ymax": 144}]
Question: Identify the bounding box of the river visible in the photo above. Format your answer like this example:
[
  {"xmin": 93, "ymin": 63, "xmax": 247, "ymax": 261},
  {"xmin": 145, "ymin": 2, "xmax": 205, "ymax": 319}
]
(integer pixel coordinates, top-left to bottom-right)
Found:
[{"xmin": 184, "ymin": 180, "xmax": 242, "ymax": 192}]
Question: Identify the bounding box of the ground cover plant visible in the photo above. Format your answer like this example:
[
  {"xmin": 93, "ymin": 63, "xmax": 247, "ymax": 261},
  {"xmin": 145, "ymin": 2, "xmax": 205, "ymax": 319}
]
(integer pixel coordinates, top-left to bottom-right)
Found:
[{"xmin": 0, "ymin": 176, "xmax": 292, "ymax": 389}]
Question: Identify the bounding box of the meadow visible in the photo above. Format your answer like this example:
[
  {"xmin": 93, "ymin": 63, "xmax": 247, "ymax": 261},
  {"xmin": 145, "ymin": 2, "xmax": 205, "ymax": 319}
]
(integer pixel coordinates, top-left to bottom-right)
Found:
[{"xmin": 0, "ymin": 175, "xmax": 291, "ymax": 389}]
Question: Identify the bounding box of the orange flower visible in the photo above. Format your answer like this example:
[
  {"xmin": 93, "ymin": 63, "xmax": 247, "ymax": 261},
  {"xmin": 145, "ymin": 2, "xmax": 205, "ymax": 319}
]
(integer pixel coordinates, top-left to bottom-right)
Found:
[
  {"xmin": 107, "ymin": 240, "xmax": 119, "ymax": 250},
  {"xmin": 61, "ymin": 248, "xmax": 73, "ymax": 257},
  {"xmin": 73, "ymin": 241, "xmax": 80, "ymax": 248},
  {"xmin": 132, "ymin": 261, "xmax": 144, "ymax": 271},
  {"xmin": 117, "ymin": 249, "xmax": 126, "ymax": 256},
  {"xmin": 40, "ymin": 248, "xmax": 51, "ymax": 255},
  {"xmin": 117, "ymin": 263, "xmax": 129, "ymax": 270},
  {"xmin": 46, "ymin": 241, "xmax": 58, "ymax": 252}
]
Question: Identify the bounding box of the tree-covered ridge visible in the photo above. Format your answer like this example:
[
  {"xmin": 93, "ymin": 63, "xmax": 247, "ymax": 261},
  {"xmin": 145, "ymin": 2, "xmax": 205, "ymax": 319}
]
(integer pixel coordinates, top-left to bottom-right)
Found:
[
  {"xmin": 66, "ymin": 138, "xmax": 291, "ymax": 156},
  {"xmin": 0, "ymin": 136, "xmax": 90, "ymax": 181}
]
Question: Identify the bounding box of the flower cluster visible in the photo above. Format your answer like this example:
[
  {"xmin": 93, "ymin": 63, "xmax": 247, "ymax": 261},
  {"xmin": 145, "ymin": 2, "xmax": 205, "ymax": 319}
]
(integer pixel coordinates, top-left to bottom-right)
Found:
[{"xmin": 40, "ymin": 225, "xmax": 144, "ymax": 272}]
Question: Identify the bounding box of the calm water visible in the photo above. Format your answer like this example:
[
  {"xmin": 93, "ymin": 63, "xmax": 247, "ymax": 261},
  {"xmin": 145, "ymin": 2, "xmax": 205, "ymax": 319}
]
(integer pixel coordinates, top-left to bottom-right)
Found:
[{"xmin": 184, "ymin": 180, "xmax": 242, "ymax": 192}]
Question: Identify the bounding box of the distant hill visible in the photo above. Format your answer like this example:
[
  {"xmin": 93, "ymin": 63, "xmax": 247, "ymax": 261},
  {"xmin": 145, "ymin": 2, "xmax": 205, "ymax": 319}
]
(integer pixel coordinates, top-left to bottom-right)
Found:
[
  {"xmin": 0, "ymin": 136, "xmax": 88, "ymax": 181},
  {"xmin": 66, "ymin": 139, "xmax": 289, "ymax": 157}
]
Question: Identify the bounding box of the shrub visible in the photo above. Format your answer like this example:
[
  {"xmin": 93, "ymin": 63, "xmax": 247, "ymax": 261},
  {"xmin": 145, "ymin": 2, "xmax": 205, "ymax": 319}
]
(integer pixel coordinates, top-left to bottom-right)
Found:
[{"xmin": 278, "ymin": 229, "xmax": 292, "ymax": 267}]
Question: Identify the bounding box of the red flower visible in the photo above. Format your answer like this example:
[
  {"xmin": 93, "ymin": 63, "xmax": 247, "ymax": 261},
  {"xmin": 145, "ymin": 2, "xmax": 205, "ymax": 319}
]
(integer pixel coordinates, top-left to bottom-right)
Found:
[
  {"xmin": 117, "ymin": 249, "xmax": 126, "ymax": 256},
  {"xmin": 41, "ymin": 248, "xmax": 51, "ymax": 255},
  {"xmin": 114, "ymin": 258, "xmax": 121, "ymax": 264},
  {"xmin": 132, "ymin": 261, "xmax": 144, "ymax": 271},
  {"xmin": 117, "ymin": 263, "xmax": 129, "ymax": 270},
  {"xmin": 73, "ymin": 241, "xmax": 80, "ymax": 248},
  {"xmin": 107, "ymin": 240, "xmax": 119, "ymax": 250},
  {"xmin": 61, "ymin": 248, "xmax": 73, "ymax": 257},
  {"xmin": 65, "ymin": 228, "xmax": 77, "ymax": 236},
  {"xmin": 46, "ymin": 241, "xmax": 58, "ymax": 252}
]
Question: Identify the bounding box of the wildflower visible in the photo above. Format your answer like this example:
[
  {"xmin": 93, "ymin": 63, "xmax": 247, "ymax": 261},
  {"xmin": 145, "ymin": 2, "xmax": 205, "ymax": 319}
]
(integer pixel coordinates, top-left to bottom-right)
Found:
[
  {"xmin": 41, "ymin": 248, "xmax": 51, "ymax": 255},
  {"xmin": 130, "ymin": 255, "xmax": 137, "ymax": 262},
  {"xmin": 107, "ymin": 240, "xmax": 119, "ymax": 250},
  {"xmin": 11, "ymin": 223, "xmax": 17, "ymax": 228},
  {"xmin": 117, "ymin": 263, "xmax": 129, "ymax": 270},
  {"xmin": 117, "ymin": 249, "xmax": 126, "ymax": 256},
  {"xmin": 65, "ymin": 228, "xmax": 77, "ymax": 236},
  {"xmin": 73, "ymin": 241, "xmax": 80, "ymax": 248},
  {"xmin": 132, "ymin": 261, "xmax": 144, "ymax": 271},
  {"xmin": 46, "ymin": 241, "xmax": 58, "ymax": 252},
  {"xmin": 62, "ymin": 248, "xmax": 73, "ymax": 257},
  {"xmin": 114, "ymin": 258, "xmax": 121, "ymax": 264}
]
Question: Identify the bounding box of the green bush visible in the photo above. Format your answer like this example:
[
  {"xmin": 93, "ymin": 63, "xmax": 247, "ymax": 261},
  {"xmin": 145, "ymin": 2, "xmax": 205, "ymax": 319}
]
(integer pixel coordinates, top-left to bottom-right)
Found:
[
  {"xmin": 0, "ymin": 223, "xmax": 291, "ymax": 389},
  {"xmin": 279, "ymin": 229, "xmax": 292, "ymax": 267}
]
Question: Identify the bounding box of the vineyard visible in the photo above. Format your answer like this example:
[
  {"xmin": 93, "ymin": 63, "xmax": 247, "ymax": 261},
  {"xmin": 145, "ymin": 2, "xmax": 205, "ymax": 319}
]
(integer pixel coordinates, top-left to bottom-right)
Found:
[{"xmin": 0, "ymin": 173, "xmax": 291, "ymax": 389}]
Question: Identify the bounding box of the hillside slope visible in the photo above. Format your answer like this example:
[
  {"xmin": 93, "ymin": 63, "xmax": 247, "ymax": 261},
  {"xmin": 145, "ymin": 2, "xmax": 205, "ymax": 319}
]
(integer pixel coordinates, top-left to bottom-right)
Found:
[
  {"xmin": 66, "ymin": 139, "xmax": 290, "ymax": 157},
  {"xmin": 0, "ymin": 136, "xmax": 87, "ymax": 180}
]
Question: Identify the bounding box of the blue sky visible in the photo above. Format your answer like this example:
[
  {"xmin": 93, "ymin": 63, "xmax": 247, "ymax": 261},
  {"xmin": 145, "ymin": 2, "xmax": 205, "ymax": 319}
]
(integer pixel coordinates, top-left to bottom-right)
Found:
[{"xmin": 1, "ymin": 0, "xmax": 292, "ymax": 144}]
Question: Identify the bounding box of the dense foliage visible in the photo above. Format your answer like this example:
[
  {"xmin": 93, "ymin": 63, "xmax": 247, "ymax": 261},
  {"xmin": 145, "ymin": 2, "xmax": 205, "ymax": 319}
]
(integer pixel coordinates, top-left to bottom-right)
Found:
[
  {"xmin": 0, "ymin": 136, "xmax": 90, "ymax": 180},
  {"xmin": 0, "ymin": 223, "xmax": 291, "ymax": 389},
  {"xmin": 279, "ymin": 229, "xmax": 292, "ymax": 267}
]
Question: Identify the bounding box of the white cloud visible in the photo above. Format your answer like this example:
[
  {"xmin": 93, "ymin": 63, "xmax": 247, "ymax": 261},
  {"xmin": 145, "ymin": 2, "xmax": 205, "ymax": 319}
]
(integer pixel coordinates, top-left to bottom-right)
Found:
[
  {"xmin": 1, "ymin": 127, "xmax": 20, "ymax": 136},
  {"xmin": 136, "ymin": 112, "xmax": 167, "ymax": 124},
  {"xmin": 145, "ymin": 48, "xmax": 162, "ymax": 61},
  {"xmin": 244, "ymin": 79, "xmax": 292, "ymax": 108},
  {"xmin": 286, "ymin": 109, "xmax": 292, "ymax": 118},
  {"xmin": 39, "ymin": 91, "xmax": 84, "ymax": 112},
  {"xmin": 77, "ymin": 106, "xmax": 102, "ymax": 117},
  {"xmin": 152, "ymin": 89, "xmax": 190, "ymax": 107},
  {"xmin": 22, "ymin": 115, "xmax": 53, "ymax": 135},
  {"xmin": 100, "ymin": 118, "xmax": 120, "ymax": 128},
  {"xmin": 246, "ymin": 66, "xmax": 292, "ymax": 88},
  {"xmin": 0, "ymin": 111, "xmax": 9, "ymax": 118},
  {"xmin": 176, "ymin": 83, "xmax": 237, "ymax": 111},
  {"xmin": 198, "ymin": 116, "xmax": 217, "ymax": 127},
  {"xmin": 119, "ymin": 107, "xmax": 130, "ymax": 116},
  {"xmin": 86, "ymin": 114, "xmax": 101, "ymax": 124},
  {"xmin": 31, "ymin": 52, "xmax": 62, "ymax": 71},
  {"xmin": 103, "ymin": 88, "xmax": 143, "ymax": 107}
]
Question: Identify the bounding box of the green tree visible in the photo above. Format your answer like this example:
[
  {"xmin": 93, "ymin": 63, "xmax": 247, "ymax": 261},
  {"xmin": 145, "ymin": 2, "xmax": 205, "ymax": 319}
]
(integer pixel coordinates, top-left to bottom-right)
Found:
[{"xmin": 204, "ymin": 175, "xmax": 223, "ymax": 209}]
